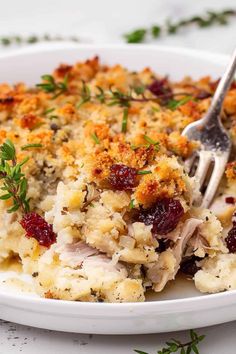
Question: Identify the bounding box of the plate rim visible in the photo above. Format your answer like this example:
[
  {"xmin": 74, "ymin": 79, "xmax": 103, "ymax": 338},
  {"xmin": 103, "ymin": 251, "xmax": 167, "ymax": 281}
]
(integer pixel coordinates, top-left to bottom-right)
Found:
[
  {"xmin": 0, "ymin": 43, "xmax": 229, "ymax": 63},
  {"xmin": 0, "ymin": 286, "xmax": 236, "ymax": 315}
]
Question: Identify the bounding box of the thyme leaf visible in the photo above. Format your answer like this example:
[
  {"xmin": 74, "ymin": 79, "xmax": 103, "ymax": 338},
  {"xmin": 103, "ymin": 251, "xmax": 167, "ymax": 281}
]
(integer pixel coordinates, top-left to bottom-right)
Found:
[
  {"xmin": 0, "ymin": 139, "xmax": 30, "ymax": 213},
  {"xmin": 91, "ymin": 133, "xmax": 100, "ymax": 144},
  {"xmin": 129, "ymin": 199, "xmax": 135, "ymax": 209},
  {"xmin": 131, "ymin": 144, "xmax": 149, "ymax": 150},
  {"xmin": 124, "ymin": 29, "xmax": 146, "ymax": 43},
  {"xmin": 167, "ymin": 96, "xmax": 193, "ymax": 110},
  {"xmin": 121, "ymin": 108, "xmax": 129, "ymax": 133},
  {"xmin": 44, "ymin": 107, "xmax": 55, "ymax": 115},
  {"xmin": 131, "ymin": 135, "xmax": 160, "ymax": 151},
  {"xmin": 137, "ymin": 170, "xmax": 152, "ymax": 175},
  {"xmin": 77, "ymin": 81, "xmax": 91, "ymax": 109},
  {"xmin": 108, "ymin": 87, "xmax": 131, "ymax": 107},
  {"xmin": 143, "ymin": 135, "xmax": 160, "ymax": 151},
  {"xmin": 21, "ymin": 143, "xmax": 43, "ymax": 151}
]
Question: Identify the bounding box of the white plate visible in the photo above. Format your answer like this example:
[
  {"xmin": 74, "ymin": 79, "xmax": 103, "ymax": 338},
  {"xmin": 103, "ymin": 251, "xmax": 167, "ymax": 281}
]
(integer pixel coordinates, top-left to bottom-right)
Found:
[{"xmin": 0, "ymin": 44, "xmax": 235, "ymax": 334}]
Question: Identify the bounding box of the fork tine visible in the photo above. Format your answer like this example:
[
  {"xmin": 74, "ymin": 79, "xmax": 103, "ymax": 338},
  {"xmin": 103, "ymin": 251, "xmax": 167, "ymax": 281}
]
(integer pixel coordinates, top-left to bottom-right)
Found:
[
  {"xmin": 194, "ymin": 151, "xmax": 213, "ymax": 188},
  {"xmin": 184, "ymin": 153, "xmax": 196, "ymax": 174},
  {"xmin": 201, "ymin": 154, "xmax": 228, "ymax": 209}
]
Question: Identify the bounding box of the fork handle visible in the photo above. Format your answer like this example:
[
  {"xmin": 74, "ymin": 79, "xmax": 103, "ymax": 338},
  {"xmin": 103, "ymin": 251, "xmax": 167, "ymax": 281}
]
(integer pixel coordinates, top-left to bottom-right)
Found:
[{"xmin": 204, "ymin": 48, "xmax": 236, "ymax": 123}]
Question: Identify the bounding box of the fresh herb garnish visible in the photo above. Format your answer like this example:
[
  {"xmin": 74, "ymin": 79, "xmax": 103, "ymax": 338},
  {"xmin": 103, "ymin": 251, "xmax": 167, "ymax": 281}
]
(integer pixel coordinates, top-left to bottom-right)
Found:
[
  {"xmin": 121, "ymin": 108, "xmax": 129, "ymax": 133},
  {"xmin": 0, "ymin": 139, "xmax": 30, "ymax": 213},
  {"xmin": 76, "ymin": 82, "xmax": 189, "ymax": 108},
  {"xmin": 21, "ymin": 143, "xmax": 43, "ymax": 151},
  {"xmin": 167, "ymin": 96, "xmax": 193, "ymax": 110},
  {"xmin": 107, "ymin": 87, "xmax": 132, "ymax": 107},
  {"xmin": 134, "ymin": 329, "xmax": 205, "ymax": 354},
  {"xmin": 77, "ymin": 81, "xmax": 91, "ymax": 109},
  {"xmin": 133, "ymin": 86, "xmax": 146, "ymax": 95},
  {"xmin": 124, "ymin": 9, "xmax": 236, "ymax": 43},
  {"xmin": 143, "ymin": 135, "xmax": 158, "ymax": 145},
  {"xmin": 91, "ymin": 133, "xmax": 100, "ymax": 144},
  {"xmin": 151, "ymin": 106, "xmax": 160, "ymax": 113},
  {"xmin": 151, "ymin": 25, "xmax": 161, "ymax": 38},
  {"xmin": 48, "ymin": 115, "xmax": 59, "ymax": 120},
  {"xmin": 124, "ymin": 29, "xmax": 147, "ymax": 43},
  {"xmin": 137, "ymin": 170, "xmax": 152, "ymax": 175},
  {"xmin": 129, "ymin": 199, "xmax": 135, "ymax": 209},
  {"xmin": 36, "ymin": 74, "xmax": 68, "ymax": 99},
  {"xmin": 143, "ymin": 135, "xmax": 160, "ymax": 151},
  {"xmin": 131, "ymin": 136, "xmax": 160, "ymax": 151},
  {"xmin": 131, "ymin": 144, "xmax": 148, "ymax": 150},
  {"xmin": 95, "ymin": 86, "xmax": 106, "ymax": 103},
  {"xmin": 44, "ymin": 107, "xmax": 55, "ymax": 115},
  {"xmin": 0, "ymin": 34, "xmax": 80, "ymax": 47}
]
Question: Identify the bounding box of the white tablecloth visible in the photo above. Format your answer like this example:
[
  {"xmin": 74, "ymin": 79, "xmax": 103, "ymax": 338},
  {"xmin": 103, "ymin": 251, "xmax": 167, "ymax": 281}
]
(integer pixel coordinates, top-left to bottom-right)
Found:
[{"xmin": 0, "ymin": 0, "xmax": 236, "ymax": 352}]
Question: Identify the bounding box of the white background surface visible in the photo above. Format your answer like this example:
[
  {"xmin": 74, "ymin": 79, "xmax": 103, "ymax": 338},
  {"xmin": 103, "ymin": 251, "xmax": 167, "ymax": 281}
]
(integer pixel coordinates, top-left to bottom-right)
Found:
[{"xmin": 0, "ymin": 0, "xmax": 236, "ymax": 353}]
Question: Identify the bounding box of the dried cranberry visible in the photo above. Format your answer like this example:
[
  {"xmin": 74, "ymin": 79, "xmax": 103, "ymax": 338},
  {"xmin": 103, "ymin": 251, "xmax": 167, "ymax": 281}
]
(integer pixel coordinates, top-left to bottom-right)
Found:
[
  {"xmin": 231, "ymin": 80, "xmax": 236, "ymax": 90},
  {"xmin": 148, "ymin": 78, "xmax": 172, "ymax": 99},
  {"xmin": 196, "ymin": 90, "xmax": 212, "ymax": 99},
  {"xmin": 138, "ymin": 198, "xmax": 184, "ymax": 235},
  {"xmin": 20, "ymin": 212, "xmax": 56, "ymax": 247},
  {"xmin": 225, "ymin": 226, "xmax": 236, "ymax": 253},
  {"xmin": 225, "ymin": 196, "xmax": 235, "ymax": 204},
  {"xmin": 108, "ymin": 164, "xmax": 137, "ymax": 190},
  {"xmin": 0, "ymin": 96, "xmax": 14, "ymax": 104},
  {"xmin": 180, "ymin": 256, "xmax": 201, "ymax": 276},
  {"xmin": 209, "ymin": 78, "xmax": 220, "ymax": 92}
]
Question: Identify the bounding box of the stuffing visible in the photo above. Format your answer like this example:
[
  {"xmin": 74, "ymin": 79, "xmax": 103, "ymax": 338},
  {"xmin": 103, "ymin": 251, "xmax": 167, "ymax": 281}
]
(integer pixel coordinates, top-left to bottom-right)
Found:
[
  {"xmin": 0, "ymin": 56, "xmax": 236, "ymax": 302},
  {"xmin": 195, "ymin": 254, "xmax": 236, "ymax": 293}
]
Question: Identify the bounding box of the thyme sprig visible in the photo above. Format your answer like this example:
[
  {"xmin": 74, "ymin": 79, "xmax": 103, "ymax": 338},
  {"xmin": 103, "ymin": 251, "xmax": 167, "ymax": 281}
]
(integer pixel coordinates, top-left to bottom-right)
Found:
[
  {"xmin": 124, "ymin": 9, "xmax": 236, "ymax": 43},
  {"xmin": 0, "ymin": 140, "xmax": 30, "ymax": 213},
  {"xmin": 76, "ymin": 82, "xmax": 190, "ymax": 109},
  {"xmin": 134, "ymin": 330, "xmax": 205, "ymax": 354},
  {"xmin": 0, "ymin": 34, "xmax": 79, "ymax": 47},
  {"xmin": 36, "ymin": 74, "xmax": 68, "ymax": 99}
]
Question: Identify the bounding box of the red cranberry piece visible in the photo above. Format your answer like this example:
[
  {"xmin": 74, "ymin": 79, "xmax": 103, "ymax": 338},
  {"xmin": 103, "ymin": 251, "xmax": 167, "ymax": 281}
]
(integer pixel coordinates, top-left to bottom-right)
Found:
[
  {"xmin": 109, "ymin": 164, "xmax": 137, "ymax": 190},
  {"xmin": 148, "ymin": 78, "xmax": 172, "ymax": 99},
  {"xmin": 230, "ymin": 80, "xmax": 236, "ymax": 90},
  {"xmin": 225, "ymin": 226, "xmax": 236, "ymax": 253},
  {"xmin": 225, "ymin": 196, "xmax": 235, "ymax": 204},
  {"xmin": 20, "ymin": 212, "xmax": 56, "ymax": 248},
  {"xmin": 138, "ymin": 198, "xmax": 184, "ymax": 235},
  {"xmin": 180, "ymin": 256, "xmax": 201, "ymax": 277},
  {"xmin": 196, "ymin": 90, "xmax": 212, "ymax": 99}
]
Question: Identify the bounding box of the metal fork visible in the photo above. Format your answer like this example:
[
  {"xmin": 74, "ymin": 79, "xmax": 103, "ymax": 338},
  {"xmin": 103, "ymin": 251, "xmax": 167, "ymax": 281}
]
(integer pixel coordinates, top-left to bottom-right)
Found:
[{"xmin": 182, "ymin": 48, "xmax": 236, "ymax": 208}]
